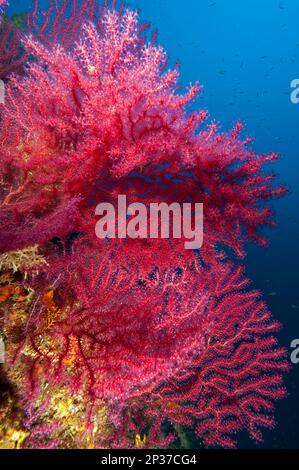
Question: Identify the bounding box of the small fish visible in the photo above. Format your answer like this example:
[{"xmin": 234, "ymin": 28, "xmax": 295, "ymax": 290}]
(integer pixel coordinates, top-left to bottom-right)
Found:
[
  {"xmin": 268, "ymin": 292, "xmax": 277, "ymax": 296},
  {"xmin": 291, "ymin": 305, "xmax": 299, "ymax": 309}
]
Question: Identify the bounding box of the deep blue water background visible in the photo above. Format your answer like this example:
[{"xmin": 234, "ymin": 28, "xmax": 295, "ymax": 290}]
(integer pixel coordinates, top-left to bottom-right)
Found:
[{"xmin": 6, "ymin": 0, "xmax": 299, "ymax": 449}]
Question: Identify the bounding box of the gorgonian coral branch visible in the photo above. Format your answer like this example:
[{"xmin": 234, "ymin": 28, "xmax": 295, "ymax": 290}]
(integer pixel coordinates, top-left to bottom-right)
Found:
[
  {"xmin": 0, "ymin": 7, "xmax": 285, "ymax": 260},
  {"xmin": 0, "ymin": 2, "xmax": 288, "ymax": 449},
  {"xmin": 2, "ymin": 244, "xmax": 288, "ymax": 448}
]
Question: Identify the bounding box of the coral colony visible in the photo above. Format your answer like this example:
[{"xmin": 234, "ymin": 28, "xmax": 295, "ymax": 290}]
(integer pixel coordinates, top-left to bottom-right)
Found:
[{"xmin": 0, "ymin": 0, "xmax": 288, "ymax": 449}]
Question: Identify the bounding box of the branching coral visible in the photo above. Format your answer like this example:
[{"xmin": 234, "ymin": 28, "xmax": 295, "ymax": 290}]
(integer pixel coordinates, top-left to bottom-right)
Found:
[
  {"xmin": 1, "ymin": 243, "xmax": 288, "ymax": 448},
  {"xmin": 0, "ymin": 6, "xmax": 285, "ymax": 259},
  {"xmin": 27, "ymin": 0, "xmax": 103, "ymax": 50},
  {"xmin": 0, "ymin": 1, "xmax": 102, "ymax": 82},
  {"xmin": 0, "ymin": 1, "xmax": 288, "ymax": 449}
]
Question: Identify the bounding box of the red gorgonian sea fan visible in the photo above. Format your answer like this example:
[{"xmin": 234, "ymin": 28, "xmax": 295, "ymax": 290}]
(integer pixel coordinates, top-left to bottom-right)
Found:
[
  {"xmin": 27, "ymin": 0, "xmax": 105, "ymax": 50},
  {"xmin": 0, "ymin": 0, "xmax": 101, "ymax": 83},
  {"xmin": 2, "ymin": 246, "xmax": 288, "ymax": 448},
  {"xmin": 0, "ymin": 2, "xmax": 288, "ymax": 448},
  {"xmin": 0, "ymin": 6, "xmax": 285, "ymax": 260}
]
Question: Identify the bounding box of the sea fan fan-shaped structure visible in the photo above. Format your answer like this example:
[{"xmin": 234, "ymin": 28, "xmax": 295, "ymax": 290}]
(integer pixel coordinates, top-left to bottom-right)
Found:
[
  {"xmin": 0, "ymin": 7, "xmax": 284, "ymax": 259},
  {"xmin": 0, "ymin": 1, "xmax": 288, "ymax": 449},
  {"xmin": 2, "ymin": 245, "xmax": 288, "ymax": 448},
  {"xmin": 0, "ymin": 1, "xmax": 101, "ymax": 82},
  {"xmin": 27, "ymin": 0, "xmax": 103, "ymax": 50}
]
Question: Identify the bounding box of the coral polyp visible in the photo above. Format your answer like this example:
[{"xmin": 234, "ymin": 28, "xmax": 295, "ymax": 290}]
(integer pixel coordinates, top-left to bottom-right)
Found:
[{"xmin": 0, "ymin": 1, "xmax": 288, "ymax": 449}]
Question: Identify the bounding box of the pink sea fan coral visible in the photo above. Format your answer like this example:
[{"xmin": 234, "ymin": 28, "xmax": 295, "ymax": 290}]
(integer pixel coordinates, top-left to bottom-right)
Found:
[
  {"xmin": 6, "ymin": 243, "xmax": 213, "ymax": 399},
  {"xmin": 0, "ymin": 0, "xmax": 103, "ymax": 83},
  {"xmin": 0, "ymin": 6, "xmax": 285, "ymax": 259},
  {"xmin": 3, "ymin": 246, "xmax": 287, "ymax": 448},
  {"xmin": 27, "ymin": 0, "xmax": 103, "ymax": 50},
  {"xmin": 0, "ymin": 2, "xmax": 288, "ymax": 449}
]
